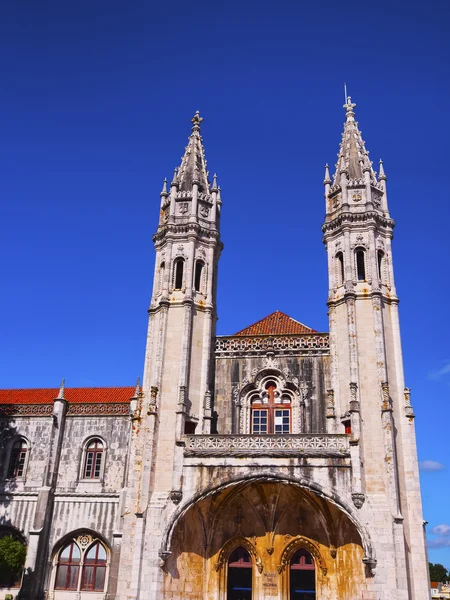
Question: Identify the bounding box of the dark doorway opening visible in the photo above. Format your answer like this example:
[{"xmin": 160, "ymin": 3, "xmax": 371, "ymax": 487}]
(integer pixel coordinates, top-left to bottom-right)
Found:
[
  {"xmin": 290, "ymin": 548, "xmax": 315, "ymax": 600},
  {"xmin": 227, "ymin": 546, "xmax": 252, "ymax": 600}
]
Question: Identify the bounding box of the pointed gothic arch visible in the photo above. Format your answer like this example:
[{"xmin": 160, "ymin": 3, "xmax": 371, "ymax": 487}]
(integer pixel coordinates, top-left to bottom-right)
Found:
[
  {"xmin": 215, "ymin": 536, "xmax": 263, "ymax": 574},
  {"xmin": 277, "ymin": 536, "xmax": 326, "ymax": 575}
]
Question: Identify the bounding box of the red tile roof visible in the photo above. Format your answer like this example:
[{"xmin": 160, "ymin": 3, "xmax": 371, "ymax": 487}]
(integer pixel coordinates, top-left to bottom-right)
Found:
[
  {"xmin": 0, "ymin": 387, "xmax": 135, "ymax": 405},
  {"xmin": 234, "ymin": 311, "xmax": 316, "ymax": 336}
]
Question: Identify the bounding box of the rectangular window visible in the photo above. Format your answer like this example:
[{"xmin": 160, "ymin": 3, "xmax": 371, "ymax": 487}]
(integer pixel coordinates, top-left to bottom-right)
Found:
[
  {"xmin": 252, "ymin": 409, "xmax": 268, "ymax": 434},
  {"xmin": 274, "ymin": 409, "xmax": 290, "ymax": 434}
]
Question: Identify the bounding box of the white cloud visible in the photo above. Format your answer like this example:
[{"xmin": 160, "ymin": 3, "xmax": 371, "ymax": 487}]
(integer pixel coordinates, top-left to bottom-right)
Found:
[
  {"xmin": 419, "ymin": 460, "xmax": 445, "ymax": 472},
  {"xmin": 431, "ymin": 524, "xmax": 450, "ymax": 536},
  {"xmin": 430, "ymin": 360, "xmax": 450, "ymax": 381}
]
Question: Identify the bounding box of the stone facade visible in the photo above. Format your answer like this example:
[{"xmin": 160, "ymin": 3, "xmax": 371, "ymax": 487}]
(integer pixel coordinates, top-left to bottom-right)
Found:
[{"xmin": 0, "ymin": 103, "xmax": 430, "ymax": 599}]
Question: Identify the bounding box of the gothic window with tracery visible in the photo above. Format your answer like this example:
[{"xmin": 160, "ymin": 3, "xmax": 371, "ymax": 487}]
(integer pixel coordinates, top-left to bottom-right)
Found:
[
  {"xmin": 227, "ymin": 547, "xmax": 252, "ymax": 600},
  {"xmin": 251, "ymin": 382, "xmax": 291, "ymax": 435},
  {"xmin": 54, "ymin": 537, "xmax": 108, "ymax": 593},
  {"xmin": 8, "ymin": 438, "xmax": 28, "ymax": 479}
]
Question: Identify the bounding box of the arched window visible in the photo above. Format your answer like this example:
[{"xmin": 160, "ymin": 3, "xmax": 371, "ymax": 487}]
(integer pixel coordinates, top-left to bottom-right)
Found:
[
  {"xmin": 174, "ymin": 258, "xmax": 184, "ymax": 290},
  {"xmin": 159, "ymin": 261, "xmax": 165, "ymax": 294},
  {"xmin": 8, "ymin": 438, "xmax": 28, "ymax": 479},
  {"xmin": 290, "ymin": 548, "xmax": 315, "ymax": 600},
  {"xmin": 194, "ymin": 260, "xmax": 204, "ymax": 292},
  {"xmin": 83, "ymin": 439, "xmax": 104, "ymax": 479},
  {"xmin": 377, "ymin": 250, "xmax": 384, "ymax": 283},
  {"xmin": 54, "ymin": 537, "xmax": 108, "ymax": 593},
  {"xmin": 355, "ymin": 248, "xmax": 366, "ymax": 281},
  {"xmin": 251, "ymin": 382, "xmax": 291, "ymax": 435},
  {"xmin": 55, "ymin": 542, "xmax": 80, "ymax": 590},
  {"xmin": 227, "ymin": 546, "xmax": 252, "ymax": 600},
  {"xmin": 81, "ymin": 542, "xmax": 107, "ymax": 591},
  {"xmin": 336, "ymin": 252, "xmax": 344, "ymax": 285}
]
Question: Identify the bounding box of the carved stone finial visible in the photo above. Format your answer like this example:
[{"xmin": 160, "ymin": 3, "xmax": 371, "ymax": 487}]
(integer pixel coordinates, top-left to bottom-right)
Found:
[
  {"xmin": 378, "ymin": 159, "xmax": 387, "ymax": 181},
  {"xmin": 191, "ymin": 110, "xmax": 203, "ymax": 131},
  {"xmin": 323, "ymin": 163, "xmax": 332, "ymax": 185},
  {"xmin": 171, "ymin": 167, "xmax": 178, "ymax": 185},
  {"xmin": 343, "ymin": 96, "xmax": 356, "ymax": 118},
  {"xmin": 57, "ymin": 378, "xmax": 65, "ymax": 400},
  {"xmin": 211, "ymin": 173, "xmax": 218, "ymax": 191},
  {"xmin": 134, "ymin": 377, "xmax": 141, "ymax": 398},
  {"xmin": 160, "ymin": 178, "xmax": 168, "ymax": 196}
]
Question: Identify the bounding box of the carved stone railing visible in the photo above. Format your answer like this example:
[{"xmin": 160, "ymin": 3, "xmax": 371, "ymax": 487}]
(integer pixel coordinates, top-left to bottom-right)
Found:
[
  {"xmin": 215, "ymin": 334, "xmax": 329, "ymax": 357},
  {"xmin": 183, "ymin": 434, "xmax": 349, "ymax": 458}
]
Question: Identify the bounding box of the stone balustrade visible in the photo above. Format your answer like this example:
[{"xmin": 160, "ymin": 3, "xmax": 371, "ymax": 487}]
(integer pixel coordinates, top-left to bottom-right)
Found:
[{"xmin": 183, "ymin": 433, "xmax": 349, "ymax": 458}]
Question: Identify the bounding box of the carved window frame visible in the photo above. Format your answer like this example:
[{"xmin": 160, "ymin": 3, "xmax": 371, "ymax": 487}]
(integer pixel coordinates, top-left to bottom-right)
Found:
[
  {"xmin": 278, "ymin": 536, "xmax": 327, "ymax": 599},
  {"xmin": 173, "ymin": 257, "xmax": 185, "ymax": 291},
  {"xmin": 79, "ymin": 436, "xmax": 107, "ymax": 483},
  {"xmin": 5, "ymin": 436, "xmax": 30, "ymax": 482},
  {"xmin": 238, "ymin": 373, "xmax": 301, "ymax": 435},
  {"xmin": 193, "ymin": 259, "xmax": 207, "ymax": 294},
  {"xmin": 49, "ymin": 533, "xmax": 110, "ymax": 596},
  {"xmin": 215, "ymin": 536, "xmax": 262, "ymax": 600}
]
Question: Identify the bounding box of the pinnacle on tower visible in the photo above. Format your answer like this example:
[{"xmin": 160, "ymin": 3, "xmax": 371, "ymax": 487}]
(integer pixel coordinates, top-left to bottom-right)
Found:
[
  {"xmin": 174, "ymin": 111, "xmax": 210, "ymax": 193},
  {"xmin": 333, "ymin": 97, "xmax": 376, "ymax": 185},
  {"xmin": 57, "ymin": 378, "xmax": 65, "ymax": 400},
  {"xmin": 323, "ymin": 164, "xmax": 332, "ymax": 185},
  {"xmin": 378, "ymin": 159, "xmax": 387, "ymax": 180},
  {"xmin": 160, "ymin": 178, "xmax": 168, "ymax": 197}
]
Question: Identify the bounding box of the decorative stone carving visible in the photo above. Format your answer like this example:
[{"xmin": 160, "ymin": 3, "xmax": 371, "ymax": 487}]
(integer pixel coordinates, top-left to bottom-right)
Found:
[
  {"xmin": 158, "ymin": 550, "xmax": 172, "ymax": 568},
  {"xmin": 278, "ymin": 537, "xmax": 327, "ymax": 575},
  {"xmin": 326, "ymin": 389, "xmax": 335, "ymax": 418},
  {"xmin": 381, "ymin": 381, "xmax": 391, "ymax": 411},
  {"xmin": 352, "ymin": 193, "xmax": 362, "ymax": 202},
  {"xmin": 77, "ymin": 534, "xmax": 93, "ymax": 548},
  {"xmin": 352, "ymin": 493, "xmax": 366, "ymax": 509},
  {"xmin": 215, "ymin": 334, "xmax": 329, "ymax": 356},
  {"xmin": 199, "ymin": 204, "xmax": 209, "ymax": 218},
  {"xmin": 178, "ymin": 202, "xmax": 189, "ymax": 214},
  {"xmin": 183, "ymin": 434, "xmax": 350, "ymax": 457},
  {"xmin": 404, "ymin": 387, "xmax": 415, "ymax": 417},
  {"xmin": 169, "ymin": 490, "xmax": 183, "ymax": 505},
  {"xmin": 363, "ymin": 556, "xmax": 377, "ymax": 577},
  {"xmin": 262, "ymin": 355, "xmax": 279, "ymax": 369}
]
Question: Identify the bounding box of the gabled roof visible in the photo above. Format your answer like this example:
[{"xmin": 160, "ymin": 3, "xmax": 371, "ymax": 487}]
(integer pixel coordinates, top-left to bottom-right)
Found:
[
  {"xmin": 0, "ymin": 387, "xmax": 135, "ymax": 405},
  {"xmin": 234, "ymin": 311, "xmax": 316, "ymax": 336}
]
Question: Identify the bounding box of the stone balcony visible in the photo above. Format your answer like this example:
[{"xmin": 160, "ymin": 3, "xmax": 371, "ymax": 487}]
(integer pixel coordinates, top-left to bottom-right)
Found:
[{"xmin": 183, "ymin": 434, "xmax": 350, "ymax": 458}]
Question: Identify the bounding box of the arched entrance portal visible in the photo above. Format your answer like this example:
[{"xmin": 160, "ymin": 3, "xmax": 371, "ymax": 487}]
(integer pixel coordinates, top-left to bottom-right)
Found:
[
  {"xmin": 162, "ymin": 479, "xmax": 371, "ymax": 600},
  {"xmin": 290, "ymin": 548, "xmax": 315, "ymax": 599},
  {"xmin": 227, "ymin": 546, "xmax": 252, "ymax": 600}
]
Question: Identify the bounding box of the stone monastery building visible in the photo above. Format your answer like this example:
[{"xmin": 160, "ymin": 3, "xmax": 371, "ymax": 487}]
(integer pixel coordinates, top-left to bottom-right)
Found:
[{"xmin": 0, "ymin": 100, "xmax": 430, "ymax": 600}]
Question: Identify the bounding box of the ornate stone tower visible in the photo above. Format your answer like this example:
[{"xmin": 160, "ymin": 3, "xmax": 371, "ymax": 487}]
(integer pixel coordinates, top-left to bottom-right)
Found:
[
  {"xmin": 116, "ymin": 112, "xmax": 222, "ymax": 599},
  {"xmin": 322, "ymin": 98, "xmax": 429, "ymax": 598}
]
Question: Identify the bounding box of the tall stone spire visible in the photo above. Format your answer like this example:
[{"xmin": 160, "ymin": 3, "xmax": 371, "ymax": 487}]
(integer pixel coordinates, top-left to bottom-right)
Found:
[
  {"xmin": 175, "ymin": 111, "xmax": 210, "ymax": 193},
  {"xmin": 333, "ymin": 97, "xmax": 376, "ymax": 185}
]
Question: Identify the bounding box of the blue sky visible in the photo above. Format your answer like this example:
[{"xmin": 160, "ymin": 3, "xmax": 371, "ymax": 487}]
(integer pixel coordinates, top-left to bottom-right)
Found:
[{"xmin": 1, "ymin": 0, "xmax": 449, "ymax": 569}]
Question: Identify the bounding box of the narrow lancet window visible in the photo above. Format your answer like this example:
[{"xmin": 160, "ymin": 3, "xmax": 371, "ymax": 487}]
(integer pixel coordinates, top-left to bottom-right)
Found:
[
  {"xmin": 290, "ymin": 548, "xmax": 315, "ymax": 600},
  {"xmin": 194, "ymin": 260, "xmax": 204, "ymax": 292},
  {"xmin": 377, "ymin": 250, "xmax": 384, "ymax": 282},
  {"xmin": 174, "ymin": 258, "xmax": 184, "ymax": 290},
  {"xmin": 159, "ymin": 261, "xmax": 165, "ymax": 294},
  {"xmin": 227, "ymin": 547, "xmax": 252, "ymax": 600},
  {"xmin": 336, "ymin": 252, "xmax": 344, "ymax": 285},
  {"xmin": 356, "ymin": 249, "xmax": 366, "ymax": 281}
]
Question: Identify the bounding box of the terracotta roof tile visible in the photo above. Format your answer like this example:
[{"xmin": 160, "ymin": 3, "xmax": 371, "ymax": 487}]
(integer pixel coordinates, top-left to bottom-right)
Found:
[
  {"xmin": 0, "ymin": 387, "xmax": 135, "ymax": 405},
  {"xmin": 234, "ymin": 311, "xmax": 316, "ymax": 336}
]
